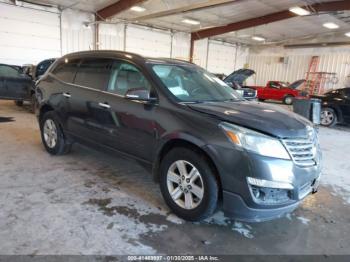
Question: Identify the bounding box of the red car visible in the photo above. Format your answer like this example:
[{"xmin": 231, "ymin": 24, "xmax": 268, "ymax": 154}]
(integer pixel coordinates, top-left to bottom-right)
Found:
[
  {"xmin": 252, "ymin": 80, "xmax": 306, "ymax": 105},
  {"xmin": 224, "ymin": 69, "xmax": 306, "ymax": 105}
]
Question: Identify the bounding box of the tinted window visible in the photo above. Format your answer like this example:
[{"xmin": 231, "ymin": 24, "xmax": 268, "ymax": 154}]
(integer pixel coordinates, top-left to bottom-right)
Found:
[
  {"xmin": 107, "ymin": 61, "xmax": 151, "ymax": 96},
  {"xmin": 52, "ymin": 59, "xmax": 80, "ymax": 83},
  {"xmin": 0, "ymin": 65, "xmax": 21, "ymax": 78},
  {"xmin": 36, "ymin": 59, "xmax": 55, "ymax": 78},
  {"xmin": 74, "ymin": 58, "xmax": 113, "ymax": 90}
]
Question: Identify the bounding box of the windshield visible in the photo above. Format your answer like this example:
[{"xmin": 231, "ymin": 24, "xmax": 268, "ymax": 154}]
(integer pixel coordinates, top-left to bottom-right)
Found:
[{"xmin": 151, "ymin": 64, "xmax": 242, "ymax": 102}]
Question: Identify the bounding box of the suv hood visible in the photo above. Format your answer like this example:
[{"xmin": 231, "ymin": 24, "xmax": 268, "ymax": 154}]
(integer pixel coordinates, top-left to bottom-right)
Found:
[
  {"xmin": 224, "ymin": 69, "xmax": 255, "ymax": 85},
  {"xmin": 188, "ymin": 101, "xmax": 311, "ymax": 138}
]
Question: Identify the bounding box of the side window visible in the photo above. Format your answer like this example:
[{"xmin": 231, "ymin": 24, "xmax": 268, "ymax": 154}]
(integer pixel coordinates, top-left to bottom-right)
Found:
[
  {"xmin": 0, "ymin": 65, "xmax": 21, "ymax": 78},
  {"xmin": 52, "ymin": 59, "xmax": 80, "ymax": 83},
  {"xmin": 36, "ymin": 59, "xmax": 55, "ymax": 78},
  {"xmin": 107, "ymin": 61, "xmax": 151, "ymax": 96},
  {"xmin": 74, "ymin": 58, "xmax": 113, "ymax": 90},
  {"xmin": 269, "ymin": 82, "xmax": 279, "ymax": 89}
]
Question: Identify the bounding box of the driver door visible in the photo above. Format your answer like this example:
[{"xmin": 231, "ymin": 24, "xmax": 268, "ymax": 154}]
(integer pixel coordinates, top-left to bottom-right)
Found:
[
  {"xmin": 264, "ymin": 81, "xmax": 281, "ymax": 100},
  {"xmin": 0, "ymin": 64, "xmax": 32, "ymax": 100},
  {"xmin": 95, "ymin": 60, "xmax": 158, "ymax": 161}
]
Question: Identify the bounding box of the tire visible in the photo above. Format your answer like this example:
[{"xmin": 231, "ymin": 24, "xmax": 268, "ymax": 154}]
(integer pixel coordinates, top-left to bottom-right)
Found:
[
  {"xmin": 258, "ymin": 98, "xmax": 265, "ymax": 102},
  {"xmin": 40, "ymin": 111, "xmax": 71, "ymax": 155},
  {"xmin": 14, "ymin": 100, "xmax": 23, "ymax": 107},
  {"xmin": 159, "ymin": 147, "xmax": 218, "ymax": 221},
  {"xmin": 283, "ymin": 95, "xmax": 294, "ymax": 105},
  {"xmin": 321, "ymin": 107, "xmax": 337, "ymax": 127}
]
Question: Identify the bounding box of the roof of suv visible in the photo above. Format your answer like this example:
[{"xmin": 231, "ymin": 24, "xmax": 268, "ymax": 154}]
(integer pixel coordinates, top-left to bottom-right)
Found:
[{"xmin": 61, "ymin": 50, "xmax": 193, "ymax": 66}]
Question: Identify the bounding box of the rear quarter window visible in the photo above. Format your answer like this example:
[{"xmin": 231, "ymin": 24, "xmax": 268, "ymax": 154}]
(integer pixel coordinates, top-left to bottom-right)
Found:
[{"xmin": 51, "ymin": 59, "xmax": 80, "ymax": 83}]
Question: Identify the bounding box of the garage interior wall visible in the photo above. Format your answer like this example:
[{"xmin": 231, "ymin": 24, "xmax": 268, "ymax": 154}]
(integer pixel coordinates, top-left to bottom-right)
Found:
[
  {"xmin": 98, "ymin": 23, "xmax": 190, "ymax": 59},
  {"xmin": 61, "ymin": 9, "xmax": 95, "ymax": 55},
  {"xmin": 248, "ymin": 47, "xmax": 350, "ymax": 89},
  {"xmin": 0, "ymin": 1, "xmax": 61, "ymax": 65},
  {"xmin": 0, "ymin": 0, "xmax": 247, "ymax": 75}
]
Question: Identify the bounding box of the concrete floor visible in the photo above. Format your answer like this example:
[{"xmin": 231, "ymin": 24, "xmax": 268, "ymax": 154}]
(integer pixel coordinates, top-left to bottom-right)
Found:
[{"xmin": 0, "ymin": 100, "xmax": 349, "ymax": 255}]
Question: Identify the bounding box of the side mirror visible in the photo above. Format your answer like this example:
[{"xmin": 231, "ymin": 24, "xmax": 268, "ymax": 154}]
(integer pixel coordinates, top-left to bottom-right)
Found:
[{"xmin": 125, "ymin": 89, "xmax": 157, "ymax": 102}]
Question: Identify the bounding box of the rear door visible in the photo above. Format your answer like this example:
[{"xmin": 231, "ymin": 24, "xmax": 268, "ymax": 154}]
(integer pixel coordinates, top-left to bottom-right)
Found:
[
  {"xmin": 260, "ymin": 81, "xmax": 281, "ymax": 100},
  {"xmin": 0, "ymin": 64, "xmax": 32, "ymax": 100},
  {"xmin": 67, "ymin": 58, "xmax": 113, "ymax": 145}
]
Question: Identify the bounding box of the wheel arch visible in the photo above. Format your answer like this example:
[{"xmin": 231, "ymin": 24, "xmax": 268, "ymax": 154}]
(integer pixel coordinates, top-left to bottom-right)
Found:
[
  {"xmin": 152, "ymin": 138, "xmax": 222, "ymax": 197},
  {"xmin": 39, "ymin": 104, "xmax": 54, "ymax": 123},
  {"xmin": 322, "ymin": 105, "xmax": 343, "ymax": 123}
]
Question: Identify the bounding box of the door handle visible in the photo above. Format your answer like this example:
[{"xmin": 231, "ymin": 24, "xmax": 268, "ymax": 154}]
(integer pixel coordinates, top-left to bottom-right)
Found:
[
  {"xmin": 63, "ymin": 92, "xmax": 71, "ymax": 98},
  {"xmin": 98, "ymin": 102, "xmax": 110, "ymax": 109}
]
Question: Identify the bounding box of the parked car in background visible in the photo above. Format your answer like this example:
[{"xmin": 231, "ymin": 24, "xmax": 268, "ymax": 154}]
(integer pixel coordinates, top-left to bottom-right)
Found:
[
  {"xmin": 213, "ymin": 73, "xmax": 226, "ymax": 80},
  {"xmin": 313, "ymin": 87, "xmax": 350, "ymax": 127},
  {"xmin": 251, "ymin": 79, "xmax": 306, "ymax": 105},
  {"xmin": 0, "ymin": 59, "xmax": 56, "ymax": 112},
  {"xmin": 36, "ymin": 51, "xmax": 321, "ymax": 222},
  {"xmin": 223, "ymin": 69, "xmax": 257, "ymax": 100},
  {"xmin": 0, "ymin": 63, "xmax": 34, "ymax": 107}
]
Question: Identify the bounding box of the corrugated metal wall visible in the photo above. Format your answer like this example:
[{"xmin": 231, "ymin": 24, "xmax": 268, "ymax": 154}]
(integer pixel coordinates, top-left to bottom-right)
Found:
[
  {"xmin": 193, "ymin": 40, "xmax": 249, "ymax": 75},
  {"xmin": 248, "ymin": 50, "xmax": 350, "ymax": 89},
  {"xmin": 61, "ymin": 9, "xmax": 95, "ymax": 55},
  {"xmin": 0, "ymin": 2, "xmax": 60, "ymax": 65}
]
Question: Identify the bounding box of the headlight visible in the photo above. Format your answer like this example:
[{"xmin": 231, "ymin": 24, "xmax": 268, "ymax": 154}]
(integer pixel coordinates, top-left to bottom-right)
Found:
[{"xmin": 219, "ymin": 122, "xmax": 290, "ymax": 160}]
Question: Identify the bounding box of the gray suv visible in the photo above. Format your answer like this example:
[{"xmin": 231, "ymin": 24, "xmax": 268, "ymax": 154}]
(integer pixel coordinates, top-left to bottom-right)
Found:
[{"xmin": 36, "ymin": 51, "xmax": 322, "ymax": 222}]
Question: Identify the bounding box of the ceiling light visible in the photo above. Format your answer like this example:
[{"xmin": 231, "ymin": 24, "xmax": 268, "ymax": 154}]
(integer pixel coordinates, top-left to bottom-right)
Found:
[
  {"xmin": 252, "ymin": 36, "xmax": 265, "ymax": 41},
  {"xmin": 238, "ymin": 34, "xmax": 251, "ymax": 38},
  {"xmin": 323, "ymin": 22, "xmax": 339, "ymax": 29},
  {"xmin": 182, "ymin": 18, "xmax": 200, "ymax": 25},
  {"xmin": 345, "ymin": 32, "xmax": 350, "ymax": 37},
  {"xmin": 130, "ymin": 6, "xmax": 146, "ymax": 12},
  {"xmin": 289, "ymin": 6, "xmax": 310, "ymax": 16}
]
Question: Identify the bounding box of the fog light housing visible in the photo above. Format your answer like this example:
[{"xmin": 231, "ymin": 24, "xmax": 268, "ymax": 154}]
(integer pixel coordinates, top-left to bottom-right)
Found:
[{"xmin": 247, "ymin": 177, "xmax": 293, "ymax": 205}]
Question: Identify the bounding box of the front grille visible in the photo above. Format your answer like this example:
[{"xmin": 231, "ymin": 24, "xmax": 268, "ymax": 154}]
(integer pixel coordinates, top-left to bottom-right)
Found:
[
  {"xmin": 282, "ymin": 135, "xmax": 318, "ymax": 167},
  {"xmin": 243, "ymin": 89, "xmax": 257, "ymax": 98}
]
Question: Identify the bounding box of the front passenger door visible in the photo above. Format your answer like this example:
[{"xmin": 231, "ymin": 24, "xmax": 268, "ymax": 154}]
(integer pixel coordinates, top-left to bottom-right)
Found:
[{"xmin": 99, "ymin": 60, "xmax": 158, "ymax": 162}]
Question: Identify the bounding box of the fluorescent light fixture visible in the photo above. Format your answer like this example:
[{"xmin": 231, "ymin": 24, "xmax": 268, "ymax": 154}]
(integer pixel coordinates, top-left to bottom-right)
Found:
[
  {"xmin": 130, "ymin": 6, "xmax": 146, "ymax": 12},
  {"xmin": 345, "ymin": 32, "xmax": 350, "ymax": 37},
  {"xmin": 182, "ymin": 18, "xmax": 200, "ymax": 25},
  {"xmin": 323, "ymin": 22, "xmax": 339, "ymax": 29},
  {"xmin": 238, "ymin": 34, "xmax": 251, "ymax": 38},
  {"xmin": 289, "ymin": 6, "xmax": 310, "ymax": 16},
  {"xmin": 252, "ymin": 36, "xmax": 265, "ymax": 41}
]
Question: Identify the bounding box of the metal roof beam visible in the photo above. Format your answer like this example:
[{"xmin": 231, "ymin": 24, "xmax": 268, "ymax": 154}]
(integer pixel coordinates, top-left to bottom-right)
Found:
[{"xmin": 97, "ymin": 0, "xmax": 147, "ymax": 20}]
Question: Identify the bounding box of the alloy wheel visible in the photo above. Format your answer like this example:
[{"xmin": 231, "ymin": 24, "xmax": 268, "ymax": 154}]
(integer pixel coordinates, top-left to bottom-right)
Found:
[
  {"xmin": 43, "ymin": 119, "xmax": 58, "ymax": 148},
  {"xmin": 166, "ymin": 160, "xmax": 204, "ymax": 210},
  {"xmin": 321, "ymin": 110, "xmax": 335, "ymax": 126}
]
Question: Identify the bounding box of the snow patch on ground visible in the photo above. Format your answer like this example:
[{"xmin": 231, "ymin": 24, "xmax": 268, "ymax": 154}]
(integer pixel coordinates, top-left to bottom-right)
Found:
[
  {"xmin": 166, "ymin": 213, "xmax": 184, "ymax": 224},
  {"xmin": 232, "ymin": 222, "xmax": 254, "ymax": 239},
  {"xmin": 296, "ymin": 216, "xmax": 311, "ymax": 225},
  {"xmin": 318, "ymin": 127, "xmax": 350, "ymax": 204},
  {"xmin": 204, "ymin": 212, "xmax": 254, "ymax": 239}
]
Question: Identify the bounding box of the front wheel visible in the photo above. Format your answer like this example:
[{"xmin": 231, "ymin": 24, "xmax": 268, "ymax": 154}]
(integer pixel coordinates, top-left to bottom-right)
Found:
[
  {"xmin": 40, "ymin": 111, "xmax": 71, "ymax": 155},
  {"xmin": 321, "ymin": 107, "xmax": 337, "ymax": 127},
  {"xmin": 159, "ymin": 148, "xmax": 218, "ymax": 221},
  {"xmin": 283, "ymin": 95, "xmax": 294, "ymax": 105}
]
